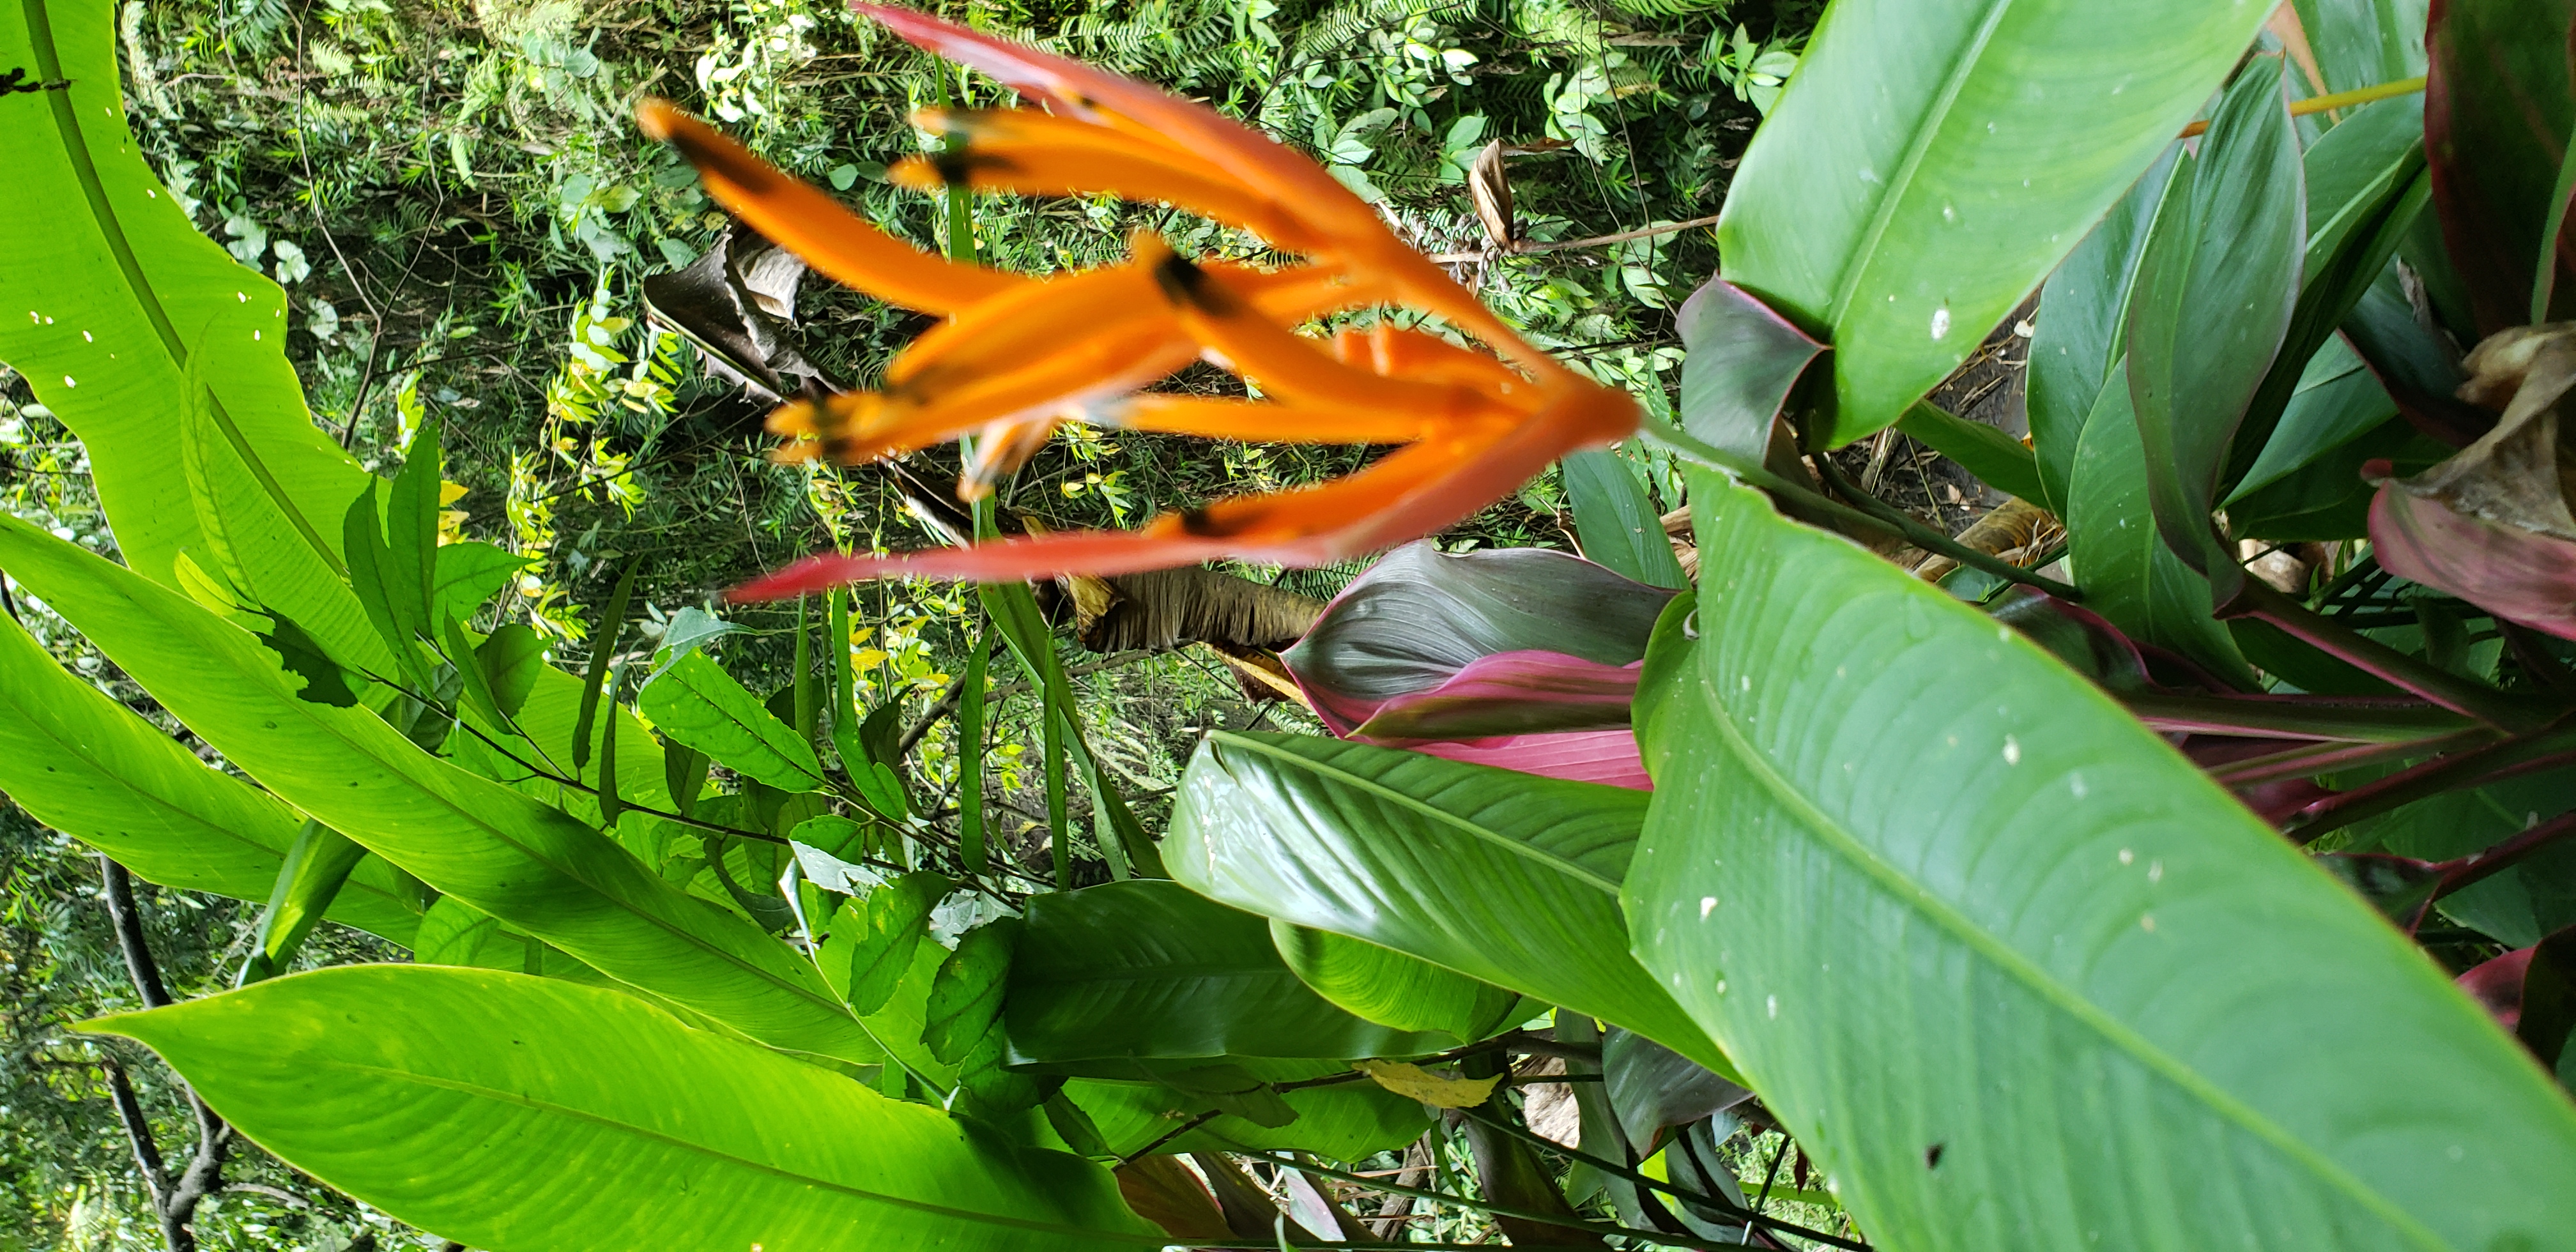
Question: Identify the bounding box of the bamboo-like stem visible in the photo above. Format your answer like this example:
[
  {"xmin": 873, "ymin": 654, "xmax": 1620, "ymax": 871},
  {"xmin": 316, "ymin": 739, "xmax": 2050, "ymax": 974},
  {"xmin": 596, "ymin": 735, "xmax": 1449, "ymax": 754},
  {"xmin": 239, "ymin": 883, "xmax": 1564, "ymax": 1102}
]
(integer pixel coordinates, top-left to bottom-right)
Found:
[{"xmin": 2178, "ymin": 75, "xmax": 2427, "ymax": 137}]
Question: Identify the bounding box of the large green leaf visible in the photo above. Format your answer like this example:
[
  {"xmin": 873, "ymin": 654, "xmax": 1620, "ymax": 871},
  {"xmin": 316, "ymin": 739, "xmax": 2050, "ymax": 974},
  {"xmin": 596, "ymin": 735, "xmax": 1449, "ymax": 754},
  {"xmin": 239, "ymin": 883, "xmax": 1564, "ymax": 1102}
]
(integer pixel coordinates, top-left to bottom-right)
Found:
[
  {"xmin": 0, "ymin": 0, "xmax": 367, "ymax": 588},
  {"xmin": 0, "ymin": 517, "xmax": 875, "ymax": 1064},
  {"xmin": 1714, "ymin": 0, "xmax": 2275, "ymax": 444},
  {"xmin": 2066, "ymin": 363, "xmax": 2259, "ymax": 685},
  {"xmin": 1066, "ymin": 1074, "xmax": 1429, "ymax": 1159},
  {"xmin": 1629, "ymin": 473, "xmax": 2576, "ymax": 1250},
  {"xmin": 0, "ymin": 609, "xmax": 418, "ymax": 941},
  {"xmin": 1165, "ymin": 732, "xmax": 1734, "ymax": 1078},
  {"xmin": 2126, "ymin": 57, "xmax": 2304, "ymax": 577},
  {"xmin": 2292, "ymin": 0, "xmax": 2429, "ymax": 95},
  {"xmin": 88, "ymin": 966, "xmax": 1160, "ymax": 1251},
  {"xmin": 2028, "ymin": 146, "xmax": 2184, "ymax": 515},
  {"xmin": 1562, "ymin": 447, "xmax": 1687, "ymax": 591},
  {"xmin": 638, "ymin": 650, "xmax": 825, "ymax": 791},
  {"xmin": 1008, "ymin": 880, "xmax": 1457, "ymax": 1065},
  {"xmin": 1269, "ymin": 921, "xmax": 1521, "ymax": 1041}
]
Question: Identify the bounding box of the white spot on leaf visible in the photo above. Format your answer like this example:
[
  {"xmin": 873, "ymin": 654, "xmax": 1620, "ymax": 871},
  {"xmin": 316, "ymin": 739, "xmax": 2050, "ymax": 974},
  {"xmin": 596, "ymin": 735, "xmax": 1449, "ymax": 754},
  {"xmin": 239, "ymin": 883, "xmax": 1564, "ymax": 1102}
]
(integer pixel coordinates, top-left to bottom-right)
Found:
[
  {"xmin": 1699, "ymin": 896, "xmax": 1717, "ymax": 919},
  {"xmin": 1766, "ymin": 994, "xmax": 1779, "ymax": 1019},
  {"xmin": 1931, "ymin": 306, "xmax": 1952, "ymax": 340},
  {"xmin": 2002, "ymin": 736, "xmax": 2020, "ymax": 765}
]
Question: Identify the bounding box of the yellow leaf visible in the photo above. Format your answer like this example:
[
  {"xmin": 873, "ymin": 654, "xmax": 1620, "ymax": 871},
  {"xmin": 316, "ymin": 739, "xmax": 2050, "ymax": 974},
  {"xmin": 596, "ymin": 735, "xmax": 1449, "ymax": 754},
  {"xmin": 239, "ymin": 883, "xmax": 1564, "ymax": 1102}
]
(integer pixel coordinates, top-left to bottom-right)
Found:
[{"xmin": 1351, "ymin": 1059, "xmax": 1499, "ymax": 1110}]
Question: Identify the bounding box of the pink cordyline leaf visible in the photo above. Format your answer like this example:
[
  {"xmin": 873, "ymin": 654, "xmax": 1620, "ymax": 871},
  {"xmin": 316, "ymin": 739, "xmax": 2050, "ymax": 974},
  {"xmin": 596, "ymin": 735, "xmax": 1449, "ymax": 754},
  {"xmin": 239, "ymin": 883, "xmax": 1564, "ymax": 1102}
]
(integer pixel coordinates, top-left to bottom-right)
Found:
[
  {"xmin": 1282, "ymin": 542, "xmax": 1671, "ymax": 788},
  {"xmin": 2368, "ymin": 480, "xmax": 2576, "ymax": 640},
  {"xmin": 1347, "ymin": 651, "xmax": 1643, "ymax": 741},
  {"xmin": 1408, "ymin": 731, "xmax": 1651, "ymax": 791}
]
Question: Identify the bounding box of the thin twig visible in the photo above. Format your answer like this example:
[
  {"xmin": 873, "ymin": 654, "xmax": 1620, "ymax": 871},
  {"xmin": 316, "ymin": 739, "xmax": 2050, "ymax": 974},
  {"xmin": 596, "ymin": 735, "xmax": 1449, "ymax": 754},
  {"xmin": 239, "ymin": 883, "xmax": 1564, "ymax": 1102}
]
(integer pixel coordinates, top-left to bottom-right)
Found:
[
  {"xmin": 1455, "ymin": 1104, "xmax": 1869, "ymax": 1251},
  {"xmin": 1423, "ymin": 212, "xmax": 1723, "ymax": 263}
]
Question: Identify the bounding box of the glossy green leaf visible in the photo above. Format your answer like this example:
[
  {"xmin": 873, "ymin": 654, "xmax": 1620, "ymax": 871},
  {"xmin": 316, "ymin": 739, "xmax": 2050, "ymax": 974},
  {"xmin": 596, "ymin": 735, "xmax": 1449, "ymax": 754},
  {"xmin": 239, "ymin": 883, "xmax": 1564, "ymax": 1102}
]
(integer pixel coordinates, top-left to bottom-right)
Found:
[
  {"xmin": 0, "ymin": 609, "xmax": 418, "ymax": 940},
  {"xmin": 1563, "ymin": 447, "xmax": 1687, "ymax": 591},
  {"xmin": 2226, "ymin": 100, "xmax": 2429, "ymax": 497},
  {"xmin": 341, "ymin": 482, "xmax": 427, "ymax": 685},
  {"xmin": 1630, "ymin": 473, "xmax": 2576, "ymax": 1249},
  {"xmin": 475, "ymin": 623, "xmax": 544, "ymax": 721},
  {"xmin": 2353, "ymin": 765, "xmax": 2576, "ymax": 949},
  {"xmin": 2028, "ymin": 145, "xmax": 2184, "ymax": 515},
  {"xmin": 640, "ymin": 650, "xmax": 827, "ymax": 791},
  {"xmin": 839, "ymin": 871, "xmax": 949, "ymax": 1016},
  {"xmin": 385, "ymin": 412, "xmax": 441, "ymax": 639},
  {"xmin": 88, "ymin": 966, "xmax": 1159, "ymax": 1251},
  {"xmin": 237, "ymin": 821, "xmax": 371, "ymax": 984},
  {"xmin": 1166, "ymin": 732, "xmax": 1733, "ymax": 1078},
  {"xmin": 2066, "ymin": 369, "xmax": 2260, "ymax": 685},
  {"xmin": 0, "ymin": 516, "xmax": 873, "ymax": 1063},
  {"xmin": 1892, "ymin": 401, "xmax": 2045, "ymax": 503},
  {"xmin": 1269, "ymin": 920, "xmax": 1520, "ymax": 1041},
  {"xmin": 1715, "ymin": 0, "xmax": 2276, "ymax": 444},
  {"xmin": 174, "ymin": 339, "xmax": 390, "ymax": 679},
  {"xmin": 2229, "ymin": 335, "xmax": 2402, "ymax": 502},
  {"xmin": 569, "ymin": 563, "xmax": 635, "ymax": 773},
  {"xmin": 2291, "ymin": 0, "xmax": 2429, "ymax": 95},
  {"xmin": 979, "ymin": 576, "xmax": 1160, "ymax": 879},
  {"xmin": 1008, "ymin": 881, "xmax": 1457, "ymax": 1065},
  {"xmin": 430, "ymin": 542, "xmax": 530, "ymax": 629},
  {"xmin": 2126, "ymin": 57, "xmax": 2304, "ymax": 577},
  {"xmin": 928, "ymin": 918, "xmax": 1018, "ymax": 1066},
  {"xmin": 0, "ymin": 0, "xmax": 368, "ymax": 590},
  {"xmin": 1067, "ymin": 1074, "xmax": 1428, "ymax": 1159}
]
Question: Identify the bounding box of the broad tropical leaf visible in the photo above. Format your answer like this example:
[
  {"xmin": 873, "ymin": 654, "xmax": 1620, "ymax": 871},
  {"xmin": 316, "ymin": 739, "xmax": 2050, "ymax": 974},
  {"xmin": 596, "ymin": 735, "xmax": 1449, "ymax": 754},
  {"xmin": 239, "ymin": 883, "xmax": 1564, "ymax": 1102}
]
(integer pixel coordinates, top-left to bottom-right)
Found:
[
  {"xmin": 1562, "ymin": 447, "xmax": 1687, "ymax": 591},
  {"xmin": 1008, "ymin": 880, "xmax": 1457, "ymax": 1064},
  {"xmin": 1269, "ymin": 920, "xmax": 1521, "ymax": 1041},
  {"xmin": 2126, "ymin": 58, "xmax": 2304, "ymax": 577},
  {"xmin": 1715, "ymin": 0, "xmax": 2276, "ymax": 443},
  {"xmin": 88, "ymin": 966, "xmax": 1160, "ymax": 1251},
  {"xmin": 2066, "ymin": 367, "xmax": 2260, "ymax": 685},
  {"xmin": 1166, "ymin": 731, "xmax": 1735, "ymax": 1078},
  {"xmin": 0, "ymin": 0, "xmax": 368, "ymax": 588},
  {"xmin": 639, "ymin": 650, "xmax": 827, "ymax": 791},
  {"xmin": 2029, "ymin": 146, "xmax": 2183, "ymax": 515},
  {"xmin": 0, "ymin": 609, "xmax": 418, "ymax": 940},
  {"xmin": 1630, "ymin": 473, "xmax": 2576, "ymax": 1250},
  {"xmin": 2292, "ymin": 0, "xmax": 2430, "ymax": 96},
  {"xmin": 0, "ymin": 517, "xmax": 876, "ymax": 1064}
]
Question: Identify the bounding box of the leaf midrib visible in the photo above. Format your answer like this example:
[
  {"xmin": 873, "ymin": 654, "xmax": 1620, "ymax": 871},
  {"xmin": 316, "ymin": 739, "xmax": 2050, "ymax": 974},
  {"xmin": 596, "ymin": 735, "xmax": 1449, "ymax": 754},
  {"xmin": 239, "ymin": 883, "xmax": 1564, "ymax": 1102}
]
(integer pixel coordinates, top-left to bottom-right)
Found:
[
  {"xmin": 290, "ymin": 1058, "xmax": 1165, "ymax": 1244},
  {"xmin": 671, "ymin": 662, "xmax": 823, "ymax": 785},
  {"xmin": 1689, "ymin": 655, "xmax": 2448, "ymax": 1247},
  {"xmin": 1825, "ymin": 0, "xmax": 2019, "ymax": 325},
  {"xmin": 10, "ymin": 687, "xmax": 420, "ymax": 922},
  {"xmin": 24, "ymin": 0, "xmax": 346, "ymax": 576},
  {"xmin": 1212, "ymin": 732, "xmax": 1626, "ymax": 895}
]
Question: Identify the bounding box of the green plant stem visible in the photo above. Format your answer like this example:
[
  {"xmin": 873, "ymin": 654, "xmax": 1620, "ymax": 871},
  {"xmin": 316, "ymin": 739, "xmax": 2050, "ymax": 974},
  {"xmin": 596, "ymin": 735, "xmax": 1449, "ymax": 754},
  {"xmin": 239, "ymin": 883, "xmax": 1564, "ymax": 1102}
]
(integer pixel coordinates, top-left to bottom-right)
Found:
[
  {"xmin": 2223, "ymin": 581, "xmax": 2552, "ymax": 732},
  {"xmin": 2203, "ymin": 730, "xmax": 2495, "ymax": 788},
  {"xmin": 2120, "ymin": 692, "xmax": 2480, "ymax": 742},
  {"xmin": 2282, "ymin": 722, "xmax": 2576, "ymax": 843},
  {"xmin": 1278, "ymin": 1154, "xmax": 1754, "ymax": 1252},
  {"xmin": 1454, "ymin": 1104, "xmax": 1869, "ymax": 1252},
  {"xmin": 1645, "ymin": 418, "xmax": 2080, "ymax": 600}
]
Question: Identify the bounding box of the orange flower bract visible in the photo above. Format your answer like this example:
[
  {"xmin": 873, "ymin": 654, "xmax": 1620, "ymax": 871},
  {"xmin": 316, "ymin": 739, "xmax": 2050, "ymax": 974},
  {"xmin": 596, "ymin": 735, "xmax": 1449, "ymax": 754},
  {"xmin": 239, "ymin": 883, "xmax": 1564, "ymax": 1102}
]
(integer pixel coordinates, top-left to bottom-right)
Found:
[{"xmin": 636, "ymin": 3, "xmax": 1639, "ymax": 597}]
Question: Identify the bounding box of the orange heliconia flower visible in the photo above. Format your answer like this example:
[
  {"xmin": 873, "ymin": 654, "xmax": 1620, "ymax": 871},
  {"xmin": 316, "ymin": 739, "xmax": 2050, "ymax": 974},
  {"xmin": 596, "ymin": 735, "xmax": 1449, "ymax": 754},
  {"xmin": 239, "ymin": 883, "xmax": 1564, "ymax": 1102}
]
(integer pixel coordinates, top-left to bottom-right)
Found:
[{"xmin": 636, "ymin": 3, "xmax": 1639, "ymax": 596}]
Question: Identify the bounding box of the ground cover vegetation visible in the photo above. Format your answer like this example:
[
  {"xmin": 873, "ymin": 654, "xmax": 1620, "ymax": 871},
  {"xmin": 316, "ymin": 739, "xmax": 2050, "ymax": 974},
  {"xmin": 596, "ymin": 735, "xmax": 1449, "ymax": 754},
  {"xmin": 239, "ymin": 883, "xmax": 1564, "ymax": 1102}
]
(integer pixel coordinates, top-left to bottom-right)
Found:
[{"xmin": 2, "ymin": 0, "xmax": 2574, "ymax": 1249}]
